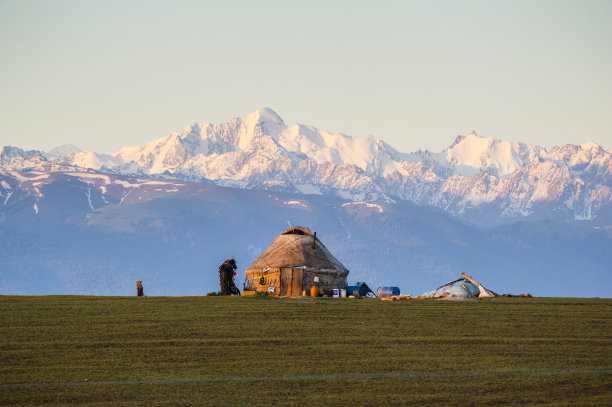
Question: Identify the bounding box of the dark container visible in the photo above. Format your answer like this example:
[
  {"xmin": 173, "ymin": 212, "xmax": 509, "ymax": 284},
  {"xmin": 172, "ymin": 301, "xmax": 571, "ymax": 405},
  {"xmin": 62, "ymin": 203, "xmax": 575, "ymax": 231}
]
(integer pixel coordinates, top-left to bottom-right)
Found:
[
  {"xmin": 345, "ymin": 282, "xmax": 374, "ymax": 297},
  {"xmin": 345, "ymin": 285, "xmax": 363, "ymax": 297},
  {"xmin": 376, "ymin": 286, "xmax": 400, "ymax": 298}
]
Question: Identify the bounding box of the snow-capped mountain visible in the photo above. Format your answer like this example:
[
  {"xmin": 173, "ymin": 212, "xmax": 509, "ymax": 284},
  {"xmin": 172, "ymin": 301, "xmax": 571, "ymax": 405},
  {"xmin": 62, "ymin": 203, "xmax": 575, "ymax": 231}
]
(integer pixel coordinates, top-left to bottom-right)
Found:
[
  {"xmin": 66, "ymin": 151, "xmax": 123, "ymax": 171},
  {"xmin": 1, "ymin": 115, "xmax": 611, "ymax": 296},
  {"xmin": 2, "ymin": 108, "xmax": 611, "ymax": 225},
  {"xmin": 46, "ymin": 144, "xmax": 82, "ymax": 159}
]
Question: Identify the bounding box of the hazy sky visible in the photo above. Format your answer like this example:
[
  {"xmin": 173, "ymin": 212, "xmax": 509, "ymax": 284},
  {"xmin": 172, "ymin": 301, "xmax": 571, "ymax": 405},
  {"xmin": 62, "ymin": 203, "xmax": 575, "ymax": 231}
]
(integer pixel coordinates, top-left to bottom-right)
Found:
[{"xmin": 1, "ymin": 0, "xmax": 610, "ymax": 154}]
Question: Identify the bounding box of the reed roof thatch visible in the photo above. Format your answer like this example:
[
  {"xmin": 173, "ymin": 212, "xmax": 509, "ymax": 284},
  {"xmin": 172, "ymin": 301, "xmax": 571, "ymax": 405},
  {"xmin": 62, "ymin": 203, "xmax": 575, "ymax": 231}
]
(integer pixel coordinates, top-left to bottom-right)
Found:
[{"xmin": 246, "ymin": 226, "xmax": 349, "ymax": 274}]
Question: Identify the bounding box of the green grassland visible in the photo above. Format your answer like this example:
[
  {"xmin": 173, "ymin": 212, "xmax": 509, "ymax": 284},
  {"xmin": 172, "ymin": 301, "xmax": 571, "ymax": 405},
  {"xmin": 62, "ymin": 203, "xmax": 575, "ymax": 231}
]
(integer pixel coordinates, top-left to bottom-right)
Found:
[{"xmin": 1, "ymin": 295, "xmax": 611, "ymax": 406}]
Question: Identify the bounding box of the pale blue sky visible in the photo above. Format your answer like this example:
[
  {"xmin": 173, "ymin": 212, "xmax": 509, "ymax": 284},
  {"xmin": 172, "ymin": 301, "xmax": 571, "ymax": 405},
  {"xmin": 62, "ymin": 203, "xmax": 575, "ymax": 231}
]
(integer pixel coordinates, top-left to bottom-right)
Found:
[{"xmin": 1, "ymin": 0, "xmax": 610, "ymax": 154}]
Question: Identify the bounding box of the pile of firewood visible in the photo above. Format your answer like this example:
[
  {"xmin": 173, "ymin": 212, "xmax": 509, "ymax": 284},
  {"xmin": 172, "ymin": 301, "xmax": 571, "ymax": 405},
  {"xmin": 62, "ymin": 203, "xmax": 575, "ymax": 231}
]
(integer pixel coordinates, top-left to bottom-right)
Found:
[{"xmin": 381, "ymin": 295, "xmax": 412, "ymax": 301}]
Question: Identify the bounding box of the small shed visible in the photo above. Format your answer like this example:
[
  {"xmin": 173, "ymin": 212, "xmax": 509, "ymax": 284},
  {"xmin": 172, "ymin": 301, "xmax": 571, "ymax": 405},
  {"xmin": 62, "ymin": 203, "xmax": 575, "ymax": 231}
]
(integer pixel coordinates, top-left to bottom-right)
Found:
[{"xmin": 245, "ymin": 226, "xmax": 349, "ymax": 296}]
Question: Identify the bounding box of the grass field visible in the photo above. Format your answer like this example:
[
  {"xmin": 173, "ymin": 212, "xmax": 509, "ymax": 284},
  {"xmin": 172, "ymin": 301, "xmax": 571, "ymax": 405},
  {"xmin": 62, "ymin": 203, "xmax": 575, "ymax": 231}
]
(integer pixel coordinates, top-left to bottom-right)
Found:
[{"xmin": 1, "ymin": 295, "xmax": 611, "ymax": 406}]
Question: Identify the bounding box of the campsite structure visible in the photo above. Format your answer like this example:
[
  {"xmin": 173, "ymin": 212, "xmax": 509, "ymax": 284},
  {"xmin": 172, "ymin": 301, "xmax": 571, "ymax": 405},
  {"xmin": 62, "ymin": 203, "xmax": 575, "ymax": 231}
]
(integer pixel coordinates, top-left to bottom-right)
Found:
[
  {"xmin": 423, "ymin": 273, "xmax": 498, "ymax": 298},
  {"xmin": 244, "ymin": 226, "xmax": 349, "ymax": 297}
]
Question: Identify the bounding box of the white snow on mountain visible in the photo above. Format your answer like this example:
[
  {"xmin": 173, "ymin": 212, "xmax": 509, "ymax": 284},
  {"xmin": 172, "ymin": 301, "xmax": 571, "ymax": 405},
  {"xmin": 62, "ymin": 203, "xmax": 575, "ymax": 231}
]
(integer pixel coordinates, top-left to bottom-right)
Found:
[
  {"xmin": 0, "ymin": 146, "xmax": 49, "ymax": 171},
  {"xmin": 437, "ymin": 132, "xmax": 546, "ymax": 177},
  {"xmin": 110, "ymin": 108, "xmax": 402, "ymax": 179},
  {"xmin": 47, "ymin": 144, "xmax": 82, "ymax": 159},
  {"xmin": 342, "ymin": 201, "xmax": 384, "ymax": 213},
  {"xmin": 1, "ymin": 108, "xmax": 611, "ymax": 224},
  {"xmin": 67, "ymin": 151, "xmax": 123, "ymax": 170}
]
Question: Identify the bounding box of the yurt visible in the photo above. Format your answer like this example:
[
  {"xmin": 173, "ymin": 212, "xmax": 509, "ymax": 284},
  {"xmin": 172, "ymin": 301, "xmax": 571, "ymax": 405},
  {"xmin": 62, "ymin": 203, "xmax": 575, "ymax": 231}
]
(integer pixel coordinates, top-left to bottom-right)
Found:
[{"xmin": 245, "ymin": 226, "xmax": 349, "ymax": 296}]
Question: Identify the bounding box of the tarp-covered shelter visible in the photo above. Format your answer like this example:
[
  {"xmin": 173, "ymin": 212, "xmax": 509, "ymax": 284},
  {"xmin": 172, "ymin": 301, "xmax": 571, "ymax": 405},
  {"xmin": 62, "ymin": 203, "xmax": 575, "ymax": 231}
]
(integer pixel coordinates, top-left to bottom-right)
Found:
[
  {"xmin": 423, "ymin": 273, "xmax": 497, "ymax": 298},
  {"xmin": 245, "ymin": 226, "xmax": 349, "ymax": 296}
]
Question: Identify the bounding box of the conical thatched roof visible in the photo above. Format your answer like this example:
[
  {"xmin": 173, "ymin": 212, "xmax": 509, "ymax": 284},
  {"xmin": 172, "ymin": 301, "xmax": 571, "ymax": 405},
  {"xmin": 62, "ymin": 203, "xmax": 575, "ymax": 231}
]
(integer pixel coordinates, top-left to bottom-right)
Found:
[{"xmin": 246, "ymin": 226, "xmax": 349, "ymax": 273}]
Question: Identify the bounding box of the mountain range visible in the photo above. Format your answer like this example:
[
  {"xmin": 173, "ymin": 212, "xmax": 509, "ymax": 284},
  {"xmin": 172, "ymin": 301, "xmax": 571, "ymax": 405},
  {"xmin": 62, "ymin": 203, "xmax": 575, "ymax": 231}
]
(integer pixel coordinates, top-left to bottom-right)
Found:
[
  {"xmin": 33, "ymin": 107, "xmax": 612, "ymax": 226},
  {"xmin": 1, "ymin": 108, "xmax": 610, "ymax": 296}
]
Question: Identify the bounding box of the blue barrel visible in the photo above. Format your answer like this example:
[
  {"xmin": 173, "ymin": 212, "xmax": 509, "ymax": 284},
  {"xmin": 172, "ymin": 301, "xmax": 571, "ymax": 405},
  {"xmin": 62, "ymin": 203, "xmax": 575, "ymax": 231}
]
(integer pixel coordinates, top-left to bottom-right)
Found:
[{"xmin": 376, "ymin": 286, "xmax": 400, "ymax": 298}]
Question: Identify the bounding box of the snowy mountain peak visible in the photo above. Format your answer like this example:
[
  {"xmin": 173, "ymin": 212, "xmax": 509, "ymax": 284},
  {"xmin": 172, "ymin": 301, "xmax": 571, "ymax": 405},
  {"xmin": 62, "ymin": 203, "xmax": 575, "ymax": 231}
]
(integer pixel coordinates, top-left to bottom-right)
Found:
[
  {"xmin": 47, "ymin": 144, "xmax": 82, "ymax": 159},
  {"xmin": 443, "ymin": 132, "xmax": 543, "ymax": 177},
  {"xmin": 0, "ymin": 146, "xmax": 49, "ymax": 171},
  {"xmin": 244, "ymin": 107, "xmax": 285, "ymax": 126},
  {"xmin": 450, "ymin": 131, "xmax": 479, "ymax": 147},
  {"xmin": 1, "ymin": 146, "xmax": 40, "ymax": 159},
  {"xmin": 68, "ymin": 151, "xmax": 123, "ymax": 170},
  {"xmin": 579, "ymin": 141, "xmax": 610, "ymax": 155}
]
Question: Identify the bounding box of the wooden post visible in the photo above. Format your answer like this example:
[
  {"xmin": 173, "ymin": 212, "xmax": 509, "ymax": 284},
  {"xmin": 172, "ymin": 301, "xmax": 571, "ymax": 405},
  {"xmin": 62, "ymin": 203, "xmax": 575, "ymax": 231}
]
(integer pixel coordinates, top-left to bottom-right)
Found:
[
  {"xmin": 461, "ymin": 273, "xmax": 481, "ymax": 287},
  {"xmin": 461, "ymin": 284, "xmax": 472, "ymax": 298},
  {"xmin": 136, "ymin": 281, "xmax": 144, "ymax": 297}
]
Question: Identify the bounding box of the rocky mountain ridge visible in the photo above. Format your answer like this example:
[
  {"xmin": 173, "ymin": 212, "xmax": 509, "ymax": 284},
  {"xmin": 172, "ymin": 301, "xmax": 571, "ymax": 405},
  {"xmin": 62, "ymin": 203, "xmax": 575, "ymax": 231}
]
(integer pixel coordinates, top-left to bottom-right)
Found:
[{"xmin": 2, "ymin": 108, "xmax": 610, "ymax": 226}]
